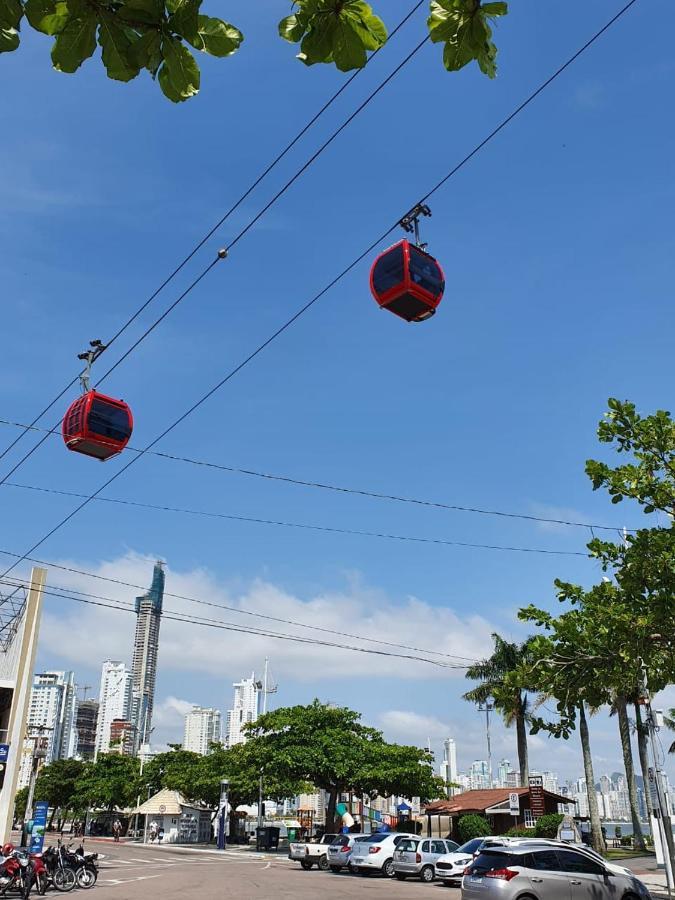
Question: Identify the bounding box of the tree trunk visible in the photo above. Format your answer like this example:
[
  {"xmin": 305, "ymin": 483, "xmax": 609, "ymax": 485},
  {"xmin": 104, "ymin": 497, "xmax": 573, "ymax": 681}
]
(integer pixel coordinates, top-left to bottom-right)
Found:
[
  {"xmin": 579, "ymin": 703, "xmax": 605, "ymax": 853},
  {"xmin": 616, "ymin": 698, "xmax": 645, "ymax": 849},
  {"xmin": 516, "ymin": 698, "xmax": 529, "ymax": 787},
  {"xmin": 48, "ymin": 806, "xmax": 56, "ymax": 830},
  {"xmin": 634, "ymin": 703, "xmax": 654, "ymax": 821},
  {"xmin": 326, "ymin": 788, "xmax": 338, "ymax": 833}
]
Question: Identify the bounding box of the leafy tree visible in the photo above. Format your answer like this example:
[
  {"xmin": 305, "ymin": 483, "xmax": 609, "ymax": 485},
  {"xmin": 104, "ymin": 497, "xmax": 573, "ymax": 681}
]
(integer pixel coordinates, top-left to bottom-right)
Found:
[
  {"xmin": 533, "ymin": 813, "xmax": 563, "ymax": 838},
  {"xmin": 0, "ymin": 0, "xmax": 508, "ymax": 102},
  {"xmin": 244, "ymin": 699, "xmax": 440, "ymax": 829},
  {"xmin": 13, "ymin": 787, "xmax": 28, "ymax": 823},
  {"xmin": 34, "ymin": 758, "xmax": 86, "ymax": 827},
  {"xmin": 75, "ymin": 753, "xmax": 141, "ymax": 812},
  {"xmin": 464, "ymin": 634, "xmax": 534, "ymax": 786},
  {"xmin": 143, "ymin": 748, "xmax": 205, "ymax": 800},
  {"xmin": 457, "ymin": 814, "xmax": 490, "ymax": 843}
]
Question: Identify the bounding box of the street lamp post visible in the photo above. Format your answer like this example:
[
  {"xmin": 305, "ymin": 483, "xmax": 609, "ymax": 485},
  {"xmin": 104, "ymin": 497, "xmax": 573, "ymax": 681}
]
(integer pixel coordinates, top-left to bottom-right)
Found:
[
  {"xmin": 217, "ymin": 779, "xmax": 229, "ymax": 851},
  {"xmin": 478, "ymin": 703, "xmax": 494, "ymax": 787}
]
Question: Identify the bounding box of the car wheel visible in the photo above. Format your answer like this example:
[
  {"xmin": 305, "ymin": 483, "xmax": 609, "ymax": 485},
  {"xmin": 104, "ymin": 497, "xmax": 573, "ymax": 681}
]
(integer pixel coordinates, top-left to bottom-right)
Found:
[
  {"xmin": 347, "ymin": 862, "xmax": 357, "ymax": 874},
  {"xmin": 318, "ymin": 855, "xmax": 329, "ymax": 871},
  {"xmin": 329, "ymin": 866, "xmax": 341, "ymax": 873},
  {"xmin": 420, "ymin": 865, "xmax": 434, "ymax": 883},
  {"xmin": 300, "ymin": 860, "xmax": 313, "ymax": 871},
  {"xmin": 382, "ymin": 859, "xmax": 395, "ymax": 878},
  {"xmin": 394, "ymin": 873, "xmax": 407, "ymax": 881}
]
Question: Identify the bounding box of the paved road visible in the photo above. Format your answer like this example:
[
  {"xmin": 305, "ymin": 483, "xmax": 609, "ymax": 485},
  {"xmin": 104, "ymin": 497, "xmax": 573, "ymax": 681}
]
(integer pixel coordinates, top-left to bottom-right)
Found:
[{"xmin": 92, "ymin": 842, "xmax": 462, "ymax": 899}]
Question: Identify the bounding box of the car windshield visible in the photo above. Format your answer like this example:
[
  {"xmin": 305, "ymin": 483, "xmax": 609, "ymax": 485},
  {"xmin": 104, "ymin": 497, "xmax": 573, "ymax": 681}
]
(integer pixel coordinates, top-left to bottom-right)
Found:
[
  {"xmin": 330, "ymin": 836, "xmax": 349, "ymax": 847},
  {"xmin": 396, "ymin": 839, "xmax": 418, "ymax": 851},
  {"xmin": 457, "ymin": 838, "xmax": 483, "ymax": 855},
  {"xmin": 360, "ymin": 833, "xmax": 387, "ymax": 843},
  {"xmin": 473, "ymin": 851, "xmax": 518, "ymax": 873}
]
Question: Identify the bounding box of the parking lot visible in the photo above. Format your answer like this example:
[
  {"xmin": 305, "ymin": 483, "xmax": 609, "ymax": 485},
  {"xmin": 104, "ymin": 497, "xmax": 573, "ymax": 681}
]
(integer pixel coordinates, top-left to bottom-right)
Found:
[{"xmin": 92, "ymin": 841, "xmax": 462, "ymax": 899}]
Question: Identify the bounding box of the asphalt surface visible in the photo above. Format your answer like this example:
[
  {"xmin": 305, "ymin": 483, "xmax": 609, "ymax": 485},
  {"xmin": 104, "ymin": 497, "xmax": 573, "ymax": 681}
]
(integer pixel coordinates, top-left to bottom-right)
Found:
[{"xmin": 91, "ymin": 841, "xmax": 462, "ymax": 899}]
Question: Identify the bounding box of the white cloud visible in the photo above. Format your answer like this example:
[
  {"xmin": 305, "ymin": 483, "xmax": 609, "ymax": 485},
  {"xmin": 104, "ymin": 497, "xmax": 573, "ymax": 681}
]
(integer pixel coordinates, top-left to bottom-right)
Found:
[
  {"xmin": 38, "ymin": 551, "xmax": 494, "ymax": 682},
  {"xmin": 380, "ymin": 710, "xmax": 451, "ymax": 744},
  {"xmin": 528, "ymin": 502, "xmax": 601, "ymax": 535}
]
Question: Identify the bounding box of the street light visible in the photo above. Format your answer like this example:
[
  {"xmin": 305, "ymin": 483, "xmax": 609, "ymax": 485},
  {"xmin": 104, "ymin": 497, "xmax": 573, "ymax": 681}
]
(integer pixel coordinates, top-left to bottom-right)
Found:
[
  {"xmin": 217, "ymin": 779, "xmax": 229, "ymax": 851},
  {"xmin": 478, "ymin": 703, "xmax": 494, "ymax": 787}
]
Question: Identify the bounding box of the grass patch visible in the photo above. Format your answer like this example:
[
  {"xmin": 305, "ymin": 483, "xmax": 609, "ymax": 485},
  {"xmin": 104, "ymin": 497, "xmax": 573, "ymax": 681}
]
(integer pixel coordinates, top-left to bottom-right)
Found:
[{"xmin": 605, "ymin": 849, "xmax": 656, "ymax": 860}]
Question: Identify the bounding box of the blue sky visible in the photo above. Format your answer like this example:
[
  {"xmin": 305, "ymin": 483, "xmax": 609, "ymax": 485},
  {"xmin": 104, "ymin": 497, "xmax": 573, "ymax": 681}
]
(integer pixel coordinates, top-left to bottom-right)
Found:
[{"xmin": 1, "ymin": 0, "xmax": 674, "ymax": 783}]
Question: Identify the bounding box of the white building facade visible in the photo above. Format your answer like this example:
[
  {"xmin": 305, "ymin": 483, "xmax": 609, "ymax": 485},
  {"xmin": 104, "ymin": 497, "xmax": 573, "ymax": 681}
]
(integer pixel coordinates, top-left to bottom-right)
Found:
[
  {"xmin": 440, "ymin": 738, "xmax": 458, "ymax": 796},
  {"xmin": 95, "ymin": 660, "xmax": 133, "ymax": 756},
  {"xmin": 224, "ymin": 673, "xmax": 261, "ymax": 748},
  {"xmin": 18, "ymin": 671, "xmax": 78, "ymax": 788},
  {"xmin": 183, "ymin": 706, "xmax": 222, "ymax": 755}
]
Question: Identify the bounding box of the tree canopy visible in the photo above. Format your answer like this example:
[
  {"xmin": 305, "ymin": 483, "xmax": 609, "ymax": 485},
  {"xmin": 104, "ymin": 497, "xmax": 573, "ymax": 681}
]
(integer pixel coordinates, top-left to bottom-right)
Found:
[
  {"xmin": 0, "ymin": 0, "xmax": 509, "ymax": 102},
  {"xmin": 244, "ymin": 699, "xmax": 441, "ymax": 827}
]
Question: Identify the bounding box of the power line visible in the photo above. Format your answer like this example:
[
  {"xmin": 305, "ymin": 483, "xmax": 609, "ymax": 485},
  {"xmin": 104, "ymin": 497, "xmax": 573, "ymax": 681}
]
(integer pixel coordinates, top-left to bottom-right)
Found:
[
  {"xmin": 0, "ymin": 577, "xmax": 470, "ymax": 669},
  {"xmin": 0, "ymin": 4, "xmax": 427, "ymax": 478},
  {"xmin": 3, "ymin": 479, "xmax": 589, "ymax": 557},
  {"xmin": 0, "ymin": 418, "xmax": 635, "ymax": 534},
  {"xmin": 0, "ymin": 1, "xmax": 637, "ymax": 580},
  {"xmin": 0, "ymin": 553, "xmax": 478, "ymax": 662}
]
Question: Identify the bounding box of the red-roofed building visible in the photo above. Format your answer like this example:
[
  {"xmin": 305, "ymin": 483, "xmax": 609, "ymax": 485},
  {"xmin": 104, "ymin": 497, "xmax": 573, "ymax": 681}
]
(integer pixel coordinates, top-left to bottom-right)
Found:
[{"xmin": 423, "ymin": 787, "xmax": 574, "ymax": 839}]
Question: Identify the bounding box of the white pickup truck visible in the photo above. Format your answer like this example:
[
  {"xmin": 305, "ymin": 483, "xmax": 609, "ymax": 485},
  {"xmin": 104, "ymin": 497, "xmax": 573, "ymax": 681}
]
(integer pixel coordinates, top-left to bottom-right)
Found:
[{"xmin": 288, "ymin": 834, "xmax": 340, "ymax": 870}]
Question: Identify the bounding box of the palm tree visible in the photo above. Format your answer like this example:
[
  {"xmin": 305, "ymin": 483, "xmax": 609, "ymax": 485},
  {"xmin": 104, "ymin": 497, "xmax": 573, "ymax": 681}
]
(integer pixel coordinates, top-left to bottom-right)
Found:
[
  {"xmin": 611, "ymin": 696, "xmax": 646, "ymax": 850},
  {"xmin": 463, "ymin": 634, "xmax": 533, "ymax": 786},
  {"xmin": 664, "ymin": 708, "xmax": 675, "ymax": 753}
]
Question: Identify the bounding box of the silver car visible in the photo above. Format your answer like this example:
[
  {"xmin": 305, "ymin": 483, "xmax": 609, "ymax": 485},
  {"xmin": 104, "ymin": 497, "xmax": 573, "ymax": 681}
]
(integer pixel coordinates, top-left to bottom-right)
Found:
[
  {"xmin": 393, "ymin": 837, "xmax": 459, "ymax": 882},
  {"xmin": 461, "ymin": 843, "xmax": 651, "ymax": 900},
  {"xmin": 326, "ymin": 834, "xmax": 368, "ymax": 872}
]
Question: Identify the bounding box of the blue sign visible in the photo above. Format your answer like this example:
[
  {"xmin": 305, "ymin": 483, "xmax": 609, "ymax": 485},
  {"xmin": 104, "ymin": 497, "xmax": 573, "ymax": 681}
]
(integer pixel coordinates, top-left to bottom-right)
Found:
[
  {"xmin": 29, "ymin": 801, "xmax": 49, "ymax": 853},
  {"xmin": 0, "ymin": 745, "xmax": 9, "ymax": 764}
]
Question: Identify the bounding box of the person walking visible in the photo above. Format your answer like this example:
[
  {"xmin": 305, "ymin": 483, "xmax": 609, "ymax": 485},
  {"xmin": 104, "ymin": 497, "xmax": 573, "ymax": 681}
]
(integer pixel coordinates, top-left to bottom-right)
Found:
[{"xmin": 113, "ymin": 820, "xmax": 122, "ymax": 843}]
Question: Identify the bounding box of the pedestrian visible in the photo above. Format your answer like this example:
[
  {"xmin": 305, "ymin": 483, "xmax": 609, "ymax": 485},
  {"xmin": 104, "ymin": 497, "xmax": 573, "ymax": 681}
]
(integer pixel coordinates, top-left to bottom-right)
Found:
[
  {"xmin": 113, "ymin": 819, "xmax": 122, "ymax": 843},
  {"xmin": 149, "ymin": 821, "xmax": 158, "ymax": 843},
  {"xmin": 157, "ymin": 827, "xmax": 164, "ymax": 844}
]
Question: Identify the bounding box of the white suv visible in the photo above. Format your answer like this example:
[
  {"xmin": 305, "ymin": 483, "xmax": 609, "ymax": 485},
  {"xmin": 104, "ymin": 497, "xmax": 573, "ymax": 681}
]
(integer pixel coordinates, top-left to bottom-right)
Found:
[{"xmin": 349, "ymin": 832, "xmax": 420, "ymax": 877}]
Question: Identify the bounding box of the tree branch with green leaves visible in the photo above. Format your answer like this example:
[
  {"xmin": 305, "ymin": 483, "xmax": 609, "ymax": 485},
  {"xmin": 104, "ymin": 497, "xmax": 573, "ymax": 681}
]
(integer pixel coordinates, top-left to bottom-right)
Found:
[{"xmin": 0, "ymin": 0, "xmax": 508, "ymax": 102}]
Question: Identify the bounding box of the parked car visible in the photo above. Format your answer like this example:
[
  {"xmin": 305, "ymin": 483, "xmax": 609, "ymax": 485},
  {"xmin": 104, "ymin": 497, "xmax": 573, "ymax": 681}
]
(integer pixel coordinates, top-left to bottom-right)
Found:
[
  {"xmin": 461, "ymin": 842, "xmax": 652, "ymax": 900},
  {"xmin": 326, "ymin": 835, "xmax": 369, "ymax": 872},
  {"xmin": 435, "ymin": 837, "xmax": 510, "ymax": 885},
  {"xmin": 393, "ymin": 837, "xmax": 459, "ymax": 882},
  {"xmin": 288, "ymin": 833, "xmax": 340, "ymax": 870},
  {"xmin": 349, "ymin": 832, "xmax": 420, "ymax": 877}
]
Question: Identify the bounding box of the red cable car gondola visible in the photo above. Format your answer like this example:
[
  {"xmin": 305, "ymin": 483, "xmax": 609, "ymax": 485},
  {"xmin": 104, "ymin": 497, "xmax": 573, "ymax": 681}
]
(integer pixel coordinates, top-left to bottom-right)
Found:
[
  {"xmin": 62, "ymin": 341, "xmax": 133, "ymax": 461},
  {"xmin": 369, "ymin": 203, "xmax": 445, "ymax": 323}
]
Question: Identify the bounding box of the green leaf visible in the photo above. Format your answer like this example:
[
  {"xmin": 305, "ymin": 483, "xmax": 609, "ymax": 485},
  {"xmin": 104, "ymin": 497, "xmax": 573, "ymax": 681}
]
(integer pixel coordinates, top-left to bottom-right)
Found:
[
  {"xmin": 0, "ymin": 23, "xmax": 18, "ymax": 49},
  {"xmin": 159, "ymin": 35, "xmax": 199, "ymax": 101},
  {"xmin": 169, "ymin": 0, "xmax": 199, "ymax": 40},
  {"xmin": 117, "ymin": 0, "xmax": 164, "ymax": 25},
  {"xmin": 278, "ymin": 12, "xmax": 307, "ymax": 43},
  {"xmin": 332, "ymin": 20, "xmax": 366, "ymax": 71},
  {"xmin": 127, "ymin": 28, "xmax": 161, "ymax": 72},
  {"xmin": 98, "ymin": 19, "xmax": 140, "ymax": 81},
  {"xmin": 0, "ymin": 0, "xmax": 22, "ymax": 29},
  {"xmin": 51, "ymin": 14, "xmax": 97, "ymax": 72},
  {"xmin": 187, "ymin": 15, "xmax": 242, "ymax": 57},
  {"xmin": 481, "ymin": 1, "xmax": 507, "ymax": 16},
  {"xmin": 299, "ymin": 14, "xmax": 337, "ymax": 65},
  {"xmin": 341, "ymin": 1, "xmax": 386, "ymax": 50},
  {"xmin": 24, "ymin": 0, "xmax": 69, "ymax": 34}
]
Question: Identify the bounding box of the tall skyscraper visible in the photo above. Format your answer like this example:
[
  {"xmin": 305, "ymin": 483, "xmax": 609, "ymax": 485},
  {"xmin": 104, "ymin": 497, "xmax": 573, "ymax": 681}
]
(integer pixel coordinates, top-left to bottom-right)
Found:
[
  {"xmin": 75, "ymin": 700, "xmax": 99, "ymax": 760},
  {"xmin": 95, "ymin": 660, "xmax": 133, "ymax": 756},
  {"xmin": 440, "ymin": 738, "xmax": 458, "ymax": 796},
  {"xmin": 183, "ymin": 706, "xmax": 222, "ymax": 755},
  {"xmin": 225, "ymin": 672, "xmax": 261, "ymax": 748},
  {"xmin": 497, "ymin": 759, "xmax": 511, "ymax": 788},
  {"xmin": 469, "ymin": 760, "xmax": 490, "ymax": 790},
  {"xmin": 18, "ymin": 671, "xmax": 78, "ymax": 787},
  {"xmin": 131, "ymin": 561, "xmax": 164, "ymax": 751}
]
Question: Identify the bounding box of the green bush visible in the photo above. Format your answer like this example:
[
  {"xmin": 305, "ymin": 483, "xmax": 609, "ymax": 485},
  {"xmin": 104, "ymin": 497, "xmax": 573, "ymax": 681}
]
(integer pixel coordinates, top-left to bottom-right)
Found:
[
  {"xmin": 457, "ymin": 815, "xmax": 491, "ymax": 843},
  {"xmin": 614, "ymin": 826, "xmax": 622, "ymax": 839},
  {"xmin": 620, "ymin": 836, "xmax": 632, "ymax": 847},
  {"xmin": 504, "ymin": 825, "xmax": 536, "ymax": 838},
  {"xmin": 534, "ymin": 814, "xmax": 565, "ymax": 838}
]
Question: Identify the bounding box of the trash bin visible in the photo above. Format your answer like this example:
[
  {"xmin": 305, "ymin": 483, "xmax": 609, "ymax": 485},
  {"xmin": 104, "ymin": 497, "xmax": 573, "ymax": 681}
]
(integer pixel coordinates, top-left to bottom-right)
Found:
[{"xmin": 256, "ymin": 826, "xmax": 280, "ymax": 851}]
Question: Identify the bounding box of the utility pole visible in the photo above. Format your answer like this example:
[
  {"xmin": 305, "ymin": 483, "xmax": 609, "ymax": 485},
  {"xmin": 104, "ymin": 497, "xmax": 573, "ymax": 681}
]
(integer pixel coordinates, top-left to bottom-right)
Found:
[
  {"xmin": 22, "ymin": 727, "xmax": 50, "ymax": 846},
  {"xmin": 639, "ymin": 660, "xmax": 674, "ymax": 896},
  {"xmin": 478, "ymin": 702, "xmax": 494, "ymax": 787},
  {"xmin": 257, "ymin": 659, "xmax": 277, "ymax": 830}
]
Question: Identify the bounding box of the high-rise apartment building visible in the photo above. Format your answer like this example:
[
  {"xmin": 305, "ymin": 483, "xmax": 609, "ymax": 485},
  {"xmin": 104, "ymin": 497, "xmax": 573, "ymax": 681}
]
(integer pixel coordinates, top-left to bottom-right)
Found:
[
  {"xmin": 469, "ymin": 760, "xmax": 490, "ymax": 790},
  {"xmin": 440, "ymin": 738, "xmax": 458, "ymax": 796},
  {"xmin": 17, "ymin": 671, "xmax": 78, "ymax": 787},
  {"xmin": 224, "ymin": 672, "xmax": 261, "ymax": 748},
  {"xmin": 183, "ymin": 706, "xmax": 222, "ymax": 755},
  {"xmin": 497, "ymin": 759, "xmax": 511, "ymax": 788},
  {"xmin": 95, "ymin": 660, "xmax": 133, "ymax": 756},
  {"xmin": 131, "ymin": 561, "xmax": 164, "ymax": 751},
  {"xmin": 109, "ymin": 718, "xmax": 137, "ymax": 756},
  {"xmin": 75, "ymin": 700, "xmax": 99, "ymax": 760}
]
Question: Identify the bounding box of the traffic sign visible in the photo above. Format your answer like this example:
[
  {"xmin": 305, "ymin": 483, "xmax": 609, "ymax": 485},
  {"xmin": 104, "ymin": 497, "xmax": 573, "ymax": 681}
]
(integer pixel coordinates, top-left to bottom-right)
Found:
[{"xmin": 509, "ymin": 792, "xmax": 520, "ymax": 817}]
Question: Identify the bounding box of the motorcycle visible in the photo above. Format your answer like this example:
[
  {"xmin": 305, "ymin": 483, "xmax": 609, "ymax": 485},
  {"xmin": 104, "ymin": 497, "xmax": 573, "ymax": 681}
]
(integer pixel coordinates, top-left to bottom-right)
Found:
[
  {"xmin": 0, "ymin": 847, "xmax": 35, "ymax": 898},
  {"xmin": 64, "ymin": 846, "xmax": 98, "ymax": 890},
  {"xmin": 41, "ymin": 848, "xmax": 75, "ymax": 893}
]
